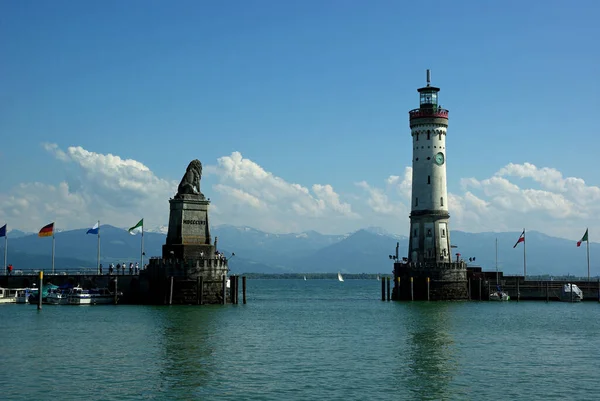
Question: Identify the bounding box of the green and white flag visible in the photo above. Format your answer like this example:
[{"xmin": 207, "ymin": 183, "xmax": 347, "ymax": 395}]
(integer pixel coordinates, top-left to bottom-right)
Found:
[{"xmin": 129, "ymin": 218, "xmax": 143, "ymax": 235}]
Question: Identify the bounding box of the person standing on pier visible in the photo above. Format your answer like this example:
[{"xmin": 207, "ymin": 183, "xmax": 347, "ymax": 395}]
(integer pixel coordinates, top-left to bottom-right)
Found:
[
  {"xmin": 99, "ymin": 264, "xmax": 103, "ymax": 275},
  {"xmin": 116, "ymin": 263, "xmax": 121, "ymax": 275},
  {"xmin": 129, "ymin": 263, "xmax": 133, "ymax": 275},
  {"xmin": 121, "ymin": 262, "xmax": 125, "ymax": 275},
  {"xmin": 135, "ymin": 262, "xmax": 139, "ymax": 275},
  {"xmin": 109, "ymin": 263, "xmax": 114, "ymax": 275}
]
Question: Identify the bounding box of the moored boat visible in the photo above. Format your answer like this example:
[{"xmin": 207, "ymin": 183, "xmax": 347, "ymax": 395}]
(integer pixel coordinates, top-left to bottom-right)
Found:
[
  {"xmin": 0, "ymin": 287, "xmax": 20, "ymax": 304},
  {"xmin": 560, "ymin": 283, "xmax": 583, "ymax": 302},
  {"xmin": 16, "ymin": 288, "xmax": 38, "ymax": 304},
  {"xmin": 89, "ymin": 287, "xmax": 121, "ymax": 304},
  {"xmin": 68, "ymin": 286, "xmax": 92, "ymax": 305}
]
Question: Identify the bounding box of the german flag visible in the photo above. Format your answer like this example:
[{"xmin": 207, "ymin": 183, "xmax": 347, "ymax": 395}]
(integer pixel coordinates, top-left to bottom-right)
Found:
[{"xmin": 38, "ymin": 222, "xmax": 54, "ymax": 237}]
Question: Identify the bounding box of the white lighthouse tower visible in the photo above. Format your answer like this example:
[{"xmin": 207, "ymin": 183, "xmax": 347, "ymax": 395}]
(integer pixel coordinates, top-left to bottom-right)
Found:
[
  {"xmin": 408, "ymin": 69, "xmax": 451, "ymax": 263},
  {"xmin": 392, "ymin": 70, "xmax": 467, "ymax": 301}
]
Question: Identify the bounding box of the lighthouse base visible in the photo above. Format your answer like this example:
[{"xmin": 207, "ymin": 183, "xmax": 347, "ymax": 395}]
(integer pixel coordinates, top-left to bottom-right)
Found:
[{"xmin": 392, "ymin": 261, "xmax": 468, "ymax": 301}]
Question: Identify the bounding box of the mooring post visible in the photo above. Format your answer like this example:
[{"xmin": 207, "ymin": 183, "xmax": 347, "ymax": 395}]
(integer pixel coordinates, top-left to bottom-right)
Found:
[
  {"xmin": 242, "ymin": 276, "xmax": 247, "ymax": 304},
  {"xmin": 114, "ymin": 277, "xmax": 118, "ymax": 305},
  {"xmin": 410, "ymin": 277, "xmax": 414, "ymax": 301},
  {"xmin": 479, "ymin": 279, "xmax": 482, "ymax": 301},
  {"xmin": 516, "ymin": 279, "xmax": 520, "ymax": 302},
  {"xmin": 488, "ymin": 282, "xmax": 490, "ymax": 300},
  {"xmin": 37, "ymin": 271, "xmax": 43, "ymax": 310},
  {"xmin": 397, "ymin": 277, "xmax": 401, "ymax": 300},
  {"xmin": 597, "ymin": 278, "xmax": 599, "ymax": 303},
  {"xmin": 386, "ymin": 277, "xmax": 391, "ymax": 301},
  {"xmin": 230, "ymin": 275, "xmax": 236, "ymax": 305},
  {"xmin": 468, "ymin": 279, "xmax": 471, "ymax": 300},
  {"xmin": 427, "ymin": 277, "xmax": 430, "ymax": 301},
  {"xmin": 381, "ymin": 277, "xmax": 385, "ymax": 301},
  {"xmin": 546, "ymin": 281, "xmax": 549, "ymax": 302},
  {"xmin": 196, "ymin": 276, "xmax": 201, "ymax": 305},
  {"xmin": 222, "ymin": 275, "xmax": 227, "ymax": 305},
  {"xmin": 169, "ymin": 276, "xmax": 174, "ymax": 305},
  {"xmin": 236, "ymin": 276, "xmax": 240, "ymax": 304},
  {"xmin": 199, "ymin": 276, "xmax": 204, "ymax": 305}
]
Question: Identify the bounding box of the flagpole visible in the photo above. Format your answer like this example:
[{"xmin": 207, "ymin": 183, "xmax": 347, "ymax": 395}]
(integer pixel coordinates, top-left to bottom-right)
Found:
[
  {"xmin": 52, "ymin": 231, "xmax": 55, "ymax": 275},
  {"xmin": 523, "ymin": 228, "xmax": 527, "ymax": 279},
  {"xmin": 141, "ymin": 220, "xmax": 144, "ymax": 269},
  {"xmin": 3, "ymin": 229, "xmax": 7, "ymax": 276},
  {"xmin": 587, "ymin": 228, "xmax": 590, "ymax": 282},
  {"xmin": 97, "ymin": 220, "xmax": 101, "ymax": 275}
]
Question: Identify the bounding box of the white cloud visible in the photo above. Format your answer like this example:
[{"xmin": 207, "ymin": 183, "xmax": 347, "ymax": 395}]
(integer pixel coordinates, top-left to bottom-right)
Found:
[{"xmin": 1, "ymin": 145, "xmax": 599, "ymax": 241}]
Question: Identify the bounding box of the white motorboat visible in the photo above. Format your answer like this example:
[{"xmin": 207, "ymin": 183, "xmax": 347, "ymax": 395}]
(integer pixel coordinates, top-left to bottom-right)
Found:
[
  {"xmin": 338, "ymin": 272, "xmax": 344, "ymax": 282},
  {"xmin": 89, "ymin": 288, "xmax": 119, "ymax": 304},
  {"xmin": 67, "ymin": 286, "xmax": 92, "ymax": 305},
  {"xmin": 489, "ymin": 291, "xmax": 510, "ymax": 301},
  {"xmin": 47, "ymin": 288, "xmax": 69, "ymax": 305},
  {"xmin": 0, "ymin": 287, "xmax": 20, "ymax": 304},
  {"xmin": 560, "ymin": 283, "xmax": 583, "ymax": 302},
  {"xmin": 15, "ymin": 288, "xmax": 38, "ymax": 304}
]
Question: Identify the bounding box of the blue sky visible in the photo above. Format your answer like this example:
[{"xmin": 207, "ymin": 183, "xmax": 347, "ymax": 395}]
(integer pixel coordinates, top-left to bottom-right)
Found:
[{"xmin": 1, "ymin": 0, "xmax": 599, "ymax": 239}]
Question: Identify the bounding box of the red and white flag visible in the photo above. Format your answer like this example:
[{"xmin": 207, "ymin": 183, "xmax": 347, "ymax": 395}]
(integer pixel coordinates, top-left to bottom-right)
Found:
[{"xmin": 513, "ymin": 230, "xmax": 525, "ymax": 248}]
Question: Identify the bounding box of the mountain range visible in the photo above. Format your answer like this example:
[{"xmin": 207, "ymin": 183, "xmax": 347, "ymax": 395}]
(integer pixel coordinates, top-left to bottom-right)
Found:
[{"xmin": 0, "ymin": 225, "xmax": 595, "ymax": 276}]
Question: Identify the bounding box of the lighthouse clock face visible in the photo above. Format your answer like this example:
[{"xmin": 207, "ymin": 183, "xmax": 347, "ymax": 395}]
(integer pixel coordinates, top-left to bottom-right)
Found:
[{"xmin": 434, "ymin": 152, "xmax": 445, "ymax": 165}]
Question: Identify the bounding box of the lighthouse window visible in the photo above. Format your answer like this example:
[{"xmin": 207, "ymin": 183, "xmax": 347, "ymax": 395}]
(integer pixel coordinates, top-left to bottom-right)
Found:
[
  {"xmin": 427, "ymin": 131, "xmax": 430, "ymax": 140},
  {"xmin": 427, "ymin": 157, "xmax": 430, "ymax": 160},
  {"xmin": 413, "ymin": 229, "xmax": 417, "ymax": 237},
  {"xmin": 441, "ymin": 197, "xmax": 444, "ymax": 206},
  {"xmin": 415, "ymin": 133, "xmax": 419, "ymax": 141},
  {"xmin": 415, "ymin": 197, "xmax": 418, "ymax": 207},
  {"xmin": 442, "ymin": 229, "xmax": 446, "ymax": 237},
  {"xmin": 443, "ymin": 249, "xmax": 447, "ymax": 256},
  {"xmin": 428, "ymin": 175, "xmax": 431, "ymax": 184},
  {"xmin": 426, "ymin": 229, "xmax": 432, "ymax": 237},
  {"xmin": 439, "ymin": 133, "xmax": 442, "ymax": 141},
  {"xmin": 415, "ymin": 158, "xmax": 419, "ymax": 161}
]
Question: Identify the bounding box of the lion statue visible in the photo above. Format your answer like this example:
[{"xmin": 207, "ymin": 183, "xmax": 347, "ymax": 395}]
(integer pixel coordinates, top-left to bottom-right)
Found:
[{"xmin": 176, "ymin": 159, "xmax": 204, "ymax": 197}]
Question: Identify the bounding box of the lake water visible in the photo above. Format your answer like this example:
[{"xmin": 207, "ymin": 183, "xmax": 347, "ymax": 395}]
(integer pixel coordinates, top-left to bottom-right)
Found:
[{"xmin": 1, "ymin": 279, "xmax": 600, "ymax": 400}]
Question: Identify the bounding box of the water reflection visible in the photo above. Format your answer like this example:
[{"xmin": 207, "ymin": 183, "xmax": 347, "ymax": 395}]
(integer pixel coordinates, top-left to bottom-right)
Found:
[
  {"xmin": 155, "ymin": 306, "xmax": 229, "ymax": 398},
  {"xmin": 393, "ymin": 302, "xmax": 461, "ymax": 400}
]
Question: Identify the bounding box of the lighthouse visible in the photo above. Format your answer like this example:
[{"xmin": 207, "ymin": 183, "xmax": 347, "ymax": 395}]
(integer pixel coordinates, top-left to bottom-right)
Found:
[
  {"xmin": 408, "ymin": 69, "xmax": 451, "ymax": 263},
  {"xmin": 392, "ymin": 70, "xmax": 468, "ymax": 301}
]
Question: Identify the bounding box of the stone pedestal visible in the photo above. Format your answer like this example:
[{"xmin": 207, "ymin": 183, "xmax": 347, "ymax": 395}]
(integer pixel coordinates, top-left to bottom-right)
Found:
[
  {"xmin": 145, "ymin": 192, "xmax": 229, "ymax": 305},
  {"xmin": 392, "ymin": 261, "xmax": 468, "ymax": 301}
]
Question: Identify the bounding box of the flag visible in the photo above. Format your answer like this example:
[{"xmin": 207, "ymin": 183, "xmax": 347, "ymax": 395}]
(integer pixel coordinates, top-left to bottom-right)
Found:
[
  {"xmin": 86, "ymin": 222, "xmax": 99, "ymax": 235},
  {"xmin": 128, "ymin": 218, "xmax": 143, "ymax": 235},
  {"xmin": 38, "ymin": 222, "xmax": 54, "ymax": 237},
  {"xmin": 577, "ymin": 229, "xmax": 588, "ymax": 247},
  {"xmin": 0, "ymin": 224, "xmax": 6, "ymax": 237},
  {"xmin": 513, "ymin": 230, "xmax": 525, "ymax": 248}
]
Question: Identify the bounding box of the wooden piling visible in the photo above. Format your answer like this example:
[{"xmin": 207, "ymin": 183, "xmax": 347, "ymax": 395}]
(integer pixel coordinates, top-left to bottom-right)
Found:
[
  {"xmin": 114, "ymin": 276, "xmax": 118, "ymax": 305},
  {"xmin": 410, "ymin": 277, "xmax": 414, "ymax": 301},
  {"xmin": 37, "ymin": 271, "xmax": 43, "ymax": 310},
  {"xmin": 397, "ymin": 277, "xmax": 401, "ymax": 300},
  {"xmin": 516, "ymin": 279, "xmax": 520, "ymax": 302},
  {"xmin": 598, "ymin": 278, "xmax": 599, "ymax": 303},
  {"xmin": 479, "ymin": 279, "xmax": 482, "ymax": 301},
  {"xmin": 196, "ymin": 276, "xmax": 201, "ymax": 305},
  {"xmin": 169, "ymin": 276, "xmax": 174, "ymax": 305},
  {"xmin": 199, "ymin": 276, "xmax": 204, "ymax": 305},
  {"xmin": 242, "ymin": 276, "xmax": 247, "ymax": 304},
  {"xmin": 381, "ymin": 277, "xmax": 386, "ymax": 301},
  {"xmin": 386, "ymin": 277, "xmax": 391, "ymax": 301},
  {"xmin": 427, "ymin": 277, "xmax": 430, "ymax": 301},
  {"xmin": 468, "ymin": 279, "xmax": 471, "ymax": 300},
  {"xmin": 546, "ymin": 282, "xmax": 549, "ymax": 302},
  {"xmin": 222, "ymin": 275, "xmax": 227, "ymax": 305}
]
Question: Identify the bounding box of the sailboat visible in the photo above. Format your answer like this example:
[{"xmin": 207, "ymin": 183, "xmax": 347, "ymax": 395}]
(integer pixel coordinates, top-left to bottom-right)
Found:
[
  {"xmin": 376, "ymin": 275, "xmax": 380, "ymax": 281},
  {"xmin": 303, "ymin": 276, "xmax": 307, "ymax": 281},
  {"xmin": 338, "ymin": 272, "xmax": 344, "ymax": 282},
  {"xmin": 489, "ymin": 238, "xmax": 510, "ymax": 301}
]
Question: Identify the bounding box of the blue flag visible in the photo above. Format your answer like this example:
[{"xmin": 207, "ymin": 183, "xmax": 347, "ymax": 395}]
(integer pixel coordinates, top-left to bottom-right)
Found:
[
  {"xmin": 86, "ymin": 222, "xmax": 99, "ymax": 235},
  {"xmin": 0, "ymin": 224, "xmax": 6, "ymax": 237}
]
